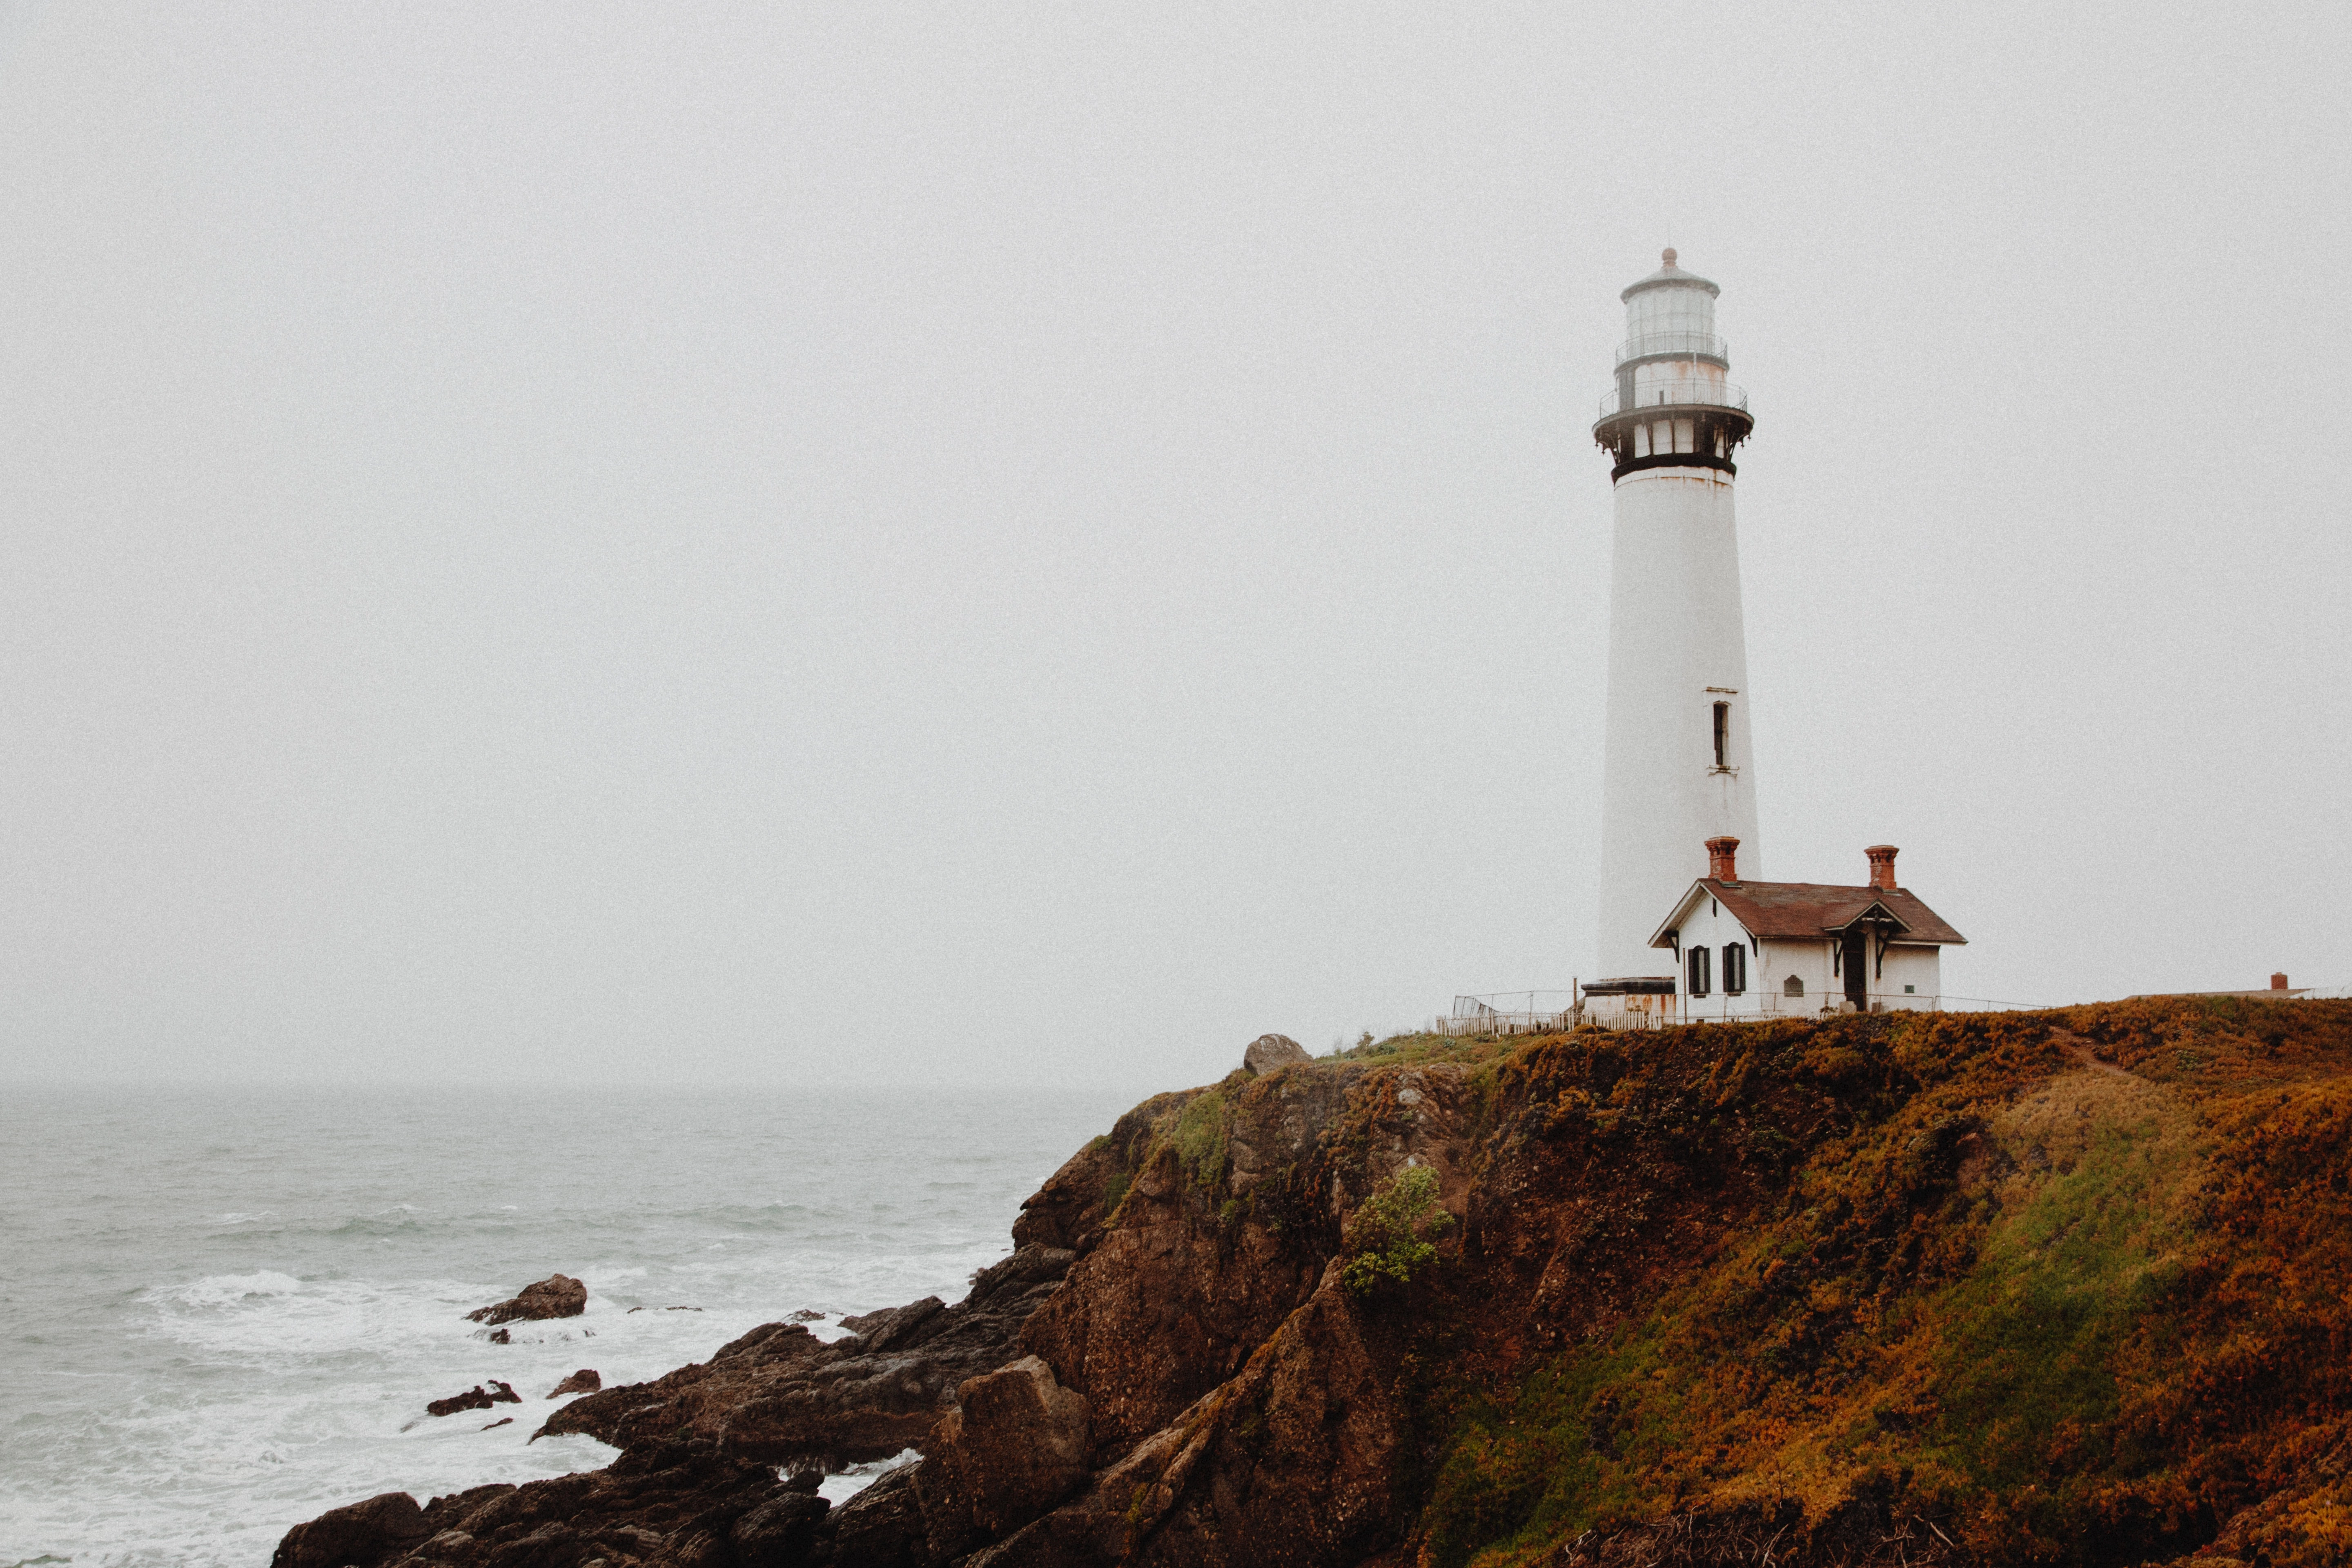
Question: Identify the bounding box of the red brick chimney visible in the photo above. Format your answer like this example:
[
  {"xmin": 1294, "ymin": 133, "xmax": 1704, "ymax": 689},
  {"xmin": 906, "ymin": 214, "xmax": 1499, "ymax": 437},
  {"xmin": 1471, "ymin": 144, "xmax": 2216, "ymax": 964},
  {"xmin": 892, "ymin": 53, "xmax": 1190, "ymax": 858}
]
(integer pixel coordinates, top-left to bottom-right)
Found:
[
  {"xmin": 1706, "ymin": 836, "xmax": 1740, "ymax": 882},
  {"xmin": 1865, "ymin": 844, "xmax": 1899, "ymax": 891},
  {"xmin": 2272, "ymin": 972, "xmax": 2289, "ymax": 991}
]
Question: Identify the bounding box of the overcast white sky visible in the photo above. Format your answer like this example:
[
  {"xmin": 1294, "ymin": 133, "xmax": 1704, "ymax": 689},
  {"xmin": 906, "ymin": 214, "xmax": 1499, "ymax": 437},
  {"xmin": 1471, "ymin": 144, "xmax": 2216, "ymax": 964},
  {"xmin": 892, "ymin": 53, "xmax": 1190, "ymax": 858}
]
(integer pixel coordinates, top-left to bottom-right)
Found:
[{"xmin": 2, "ymin": 3, "xmax": 2347, "ymax": 1091}]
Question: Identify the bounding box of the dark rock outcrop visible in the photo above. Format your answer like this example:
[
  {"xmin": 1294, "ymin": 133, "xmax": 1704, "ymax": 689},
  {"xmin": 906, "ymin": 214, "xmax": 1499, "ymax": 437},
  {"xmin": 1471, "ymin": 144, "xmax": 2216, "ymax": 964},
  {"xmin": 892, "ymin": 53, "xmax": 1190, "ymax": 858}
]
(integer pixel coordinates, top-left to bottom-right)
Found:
[
  {"xmin": 1016, "ymin": 1062, "xmax": 1401, "ymax": 1456},
  {"xmin": 911, "ymin": 1356, "xmax": 1090, "ymax": 1558},
  {"xmin": 285, "ymin": 1439, "xmax": 812, "ymax": 1568},
  {"xmin": 808, "ymin": 1466, "xmax": 928, "ymax": 1568},
  {"xmin": 271, "ymin": 1490, "xmax": 433, "ymax": 1568},
  {"xmin": 425, "ymin": 1381, "xmax": 519, "ymax": 1418},
  {"xmin": 535, "ymin": 1245, "xmax": 1075, "ymax": 1470},
  {"xmin": 545, "ymin": 1368, "xmax": 601, "ymax": 1399},
  {"xmin": 465, "ymin": 1274, "xmax": 586, "ymax": 1325},
  {"xmin": 967, "ymin": 1258, "xmax": 1405, "ymax": 1568}
]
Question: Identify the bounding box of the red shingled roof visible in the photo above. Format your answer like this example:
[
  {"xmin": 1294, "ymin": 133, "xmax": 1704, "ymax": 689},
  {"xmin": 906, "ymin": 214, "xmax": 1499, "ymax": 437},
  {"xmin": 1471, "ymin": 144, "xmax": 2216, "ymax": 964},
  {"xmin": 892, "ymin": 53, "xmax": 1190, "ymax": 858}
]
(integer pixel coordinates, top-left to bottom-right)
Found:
[{"xmin": 1660, "ymin": 880, "xmax": 1968, "ymax": 947}]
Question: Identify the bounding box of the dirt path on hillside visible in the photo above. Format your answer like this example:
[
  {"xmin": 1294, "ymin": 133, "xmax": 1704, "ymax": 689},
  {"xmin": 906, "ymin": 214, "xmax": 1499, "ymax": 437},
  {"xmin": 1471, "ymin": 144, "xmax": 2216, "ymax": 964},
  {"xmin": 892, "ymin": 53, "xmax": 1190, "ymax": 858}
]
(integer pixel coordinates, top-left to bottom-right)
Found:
[{"xmin": 2051, "ymin": 1028, "xmax": 2135, "ymax": 1078}]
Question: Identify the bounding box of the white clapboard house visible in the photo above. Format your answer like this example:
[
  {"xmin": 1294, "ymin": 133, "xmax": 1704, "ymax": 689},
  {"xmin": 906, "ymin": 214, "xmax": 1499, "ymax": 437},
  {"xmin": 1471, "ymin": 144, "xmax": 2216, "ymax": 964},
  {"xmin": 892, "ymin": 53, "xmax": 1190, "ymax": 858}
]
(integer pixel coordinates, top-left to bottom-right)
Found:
[{"xmin": 1584, "ymin": 838, "xmax": 1967, "ymax": 1024}]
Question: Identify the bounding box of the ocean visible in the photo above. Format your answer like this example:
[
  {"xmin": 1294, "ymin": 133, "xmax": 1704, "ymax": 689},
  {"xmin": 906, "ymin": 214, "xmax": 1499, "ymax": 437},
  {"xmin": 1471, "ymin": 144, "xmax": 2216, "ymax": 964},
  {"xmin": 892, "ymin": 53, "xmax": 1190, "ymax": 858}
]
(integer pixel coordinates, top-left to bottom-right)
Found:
[{"xmin": 0, "ymin": 1082, "xmax": 1138, "ymax": 1568}]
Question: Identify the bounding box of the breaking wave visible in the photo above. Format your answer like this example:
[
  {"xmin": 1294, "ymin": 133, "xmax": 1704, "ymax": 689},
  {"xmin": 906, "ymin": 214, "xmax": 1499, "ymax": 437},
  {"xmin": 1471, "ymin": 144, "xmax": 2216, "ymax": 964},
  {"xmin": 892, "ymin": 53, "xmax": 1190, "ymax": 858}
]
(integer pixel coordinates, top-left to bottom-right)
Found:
[{"xmin": 0, "ymin": 1082, "xmax": 1128, "ymax": 1568}]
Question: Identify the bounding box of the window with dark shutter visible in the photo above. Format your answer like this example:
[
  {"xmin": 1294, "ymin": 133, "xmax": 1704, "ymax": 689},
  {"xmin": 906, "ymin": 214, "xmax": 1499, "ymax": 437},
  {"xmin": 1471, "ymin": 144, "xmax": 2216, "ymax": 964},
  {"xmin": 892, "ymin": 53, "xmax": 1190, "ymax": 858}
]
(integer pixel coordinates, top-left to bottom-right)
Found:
[
  {"xmin": 1723, "ymin": 943, "xmax": 1745, "ymax": 994},
  {"xmin": 1689, "ymin": 945, "xmax": 1711, "ymax": 997}
]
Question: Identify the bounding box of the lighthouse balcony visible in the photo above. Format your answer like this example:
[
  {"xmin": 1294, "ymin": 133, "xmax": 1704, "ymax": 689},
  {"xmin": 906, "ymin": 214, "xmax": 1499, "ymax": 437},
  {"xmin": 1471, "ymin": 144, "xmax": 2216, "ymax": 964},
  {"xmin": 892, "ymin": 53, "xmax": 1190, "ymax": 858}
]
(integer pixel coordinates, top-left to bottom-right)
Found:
[{"xmin": 1595, "ymin": 379, "xmax": 1748, "ymax": 419}]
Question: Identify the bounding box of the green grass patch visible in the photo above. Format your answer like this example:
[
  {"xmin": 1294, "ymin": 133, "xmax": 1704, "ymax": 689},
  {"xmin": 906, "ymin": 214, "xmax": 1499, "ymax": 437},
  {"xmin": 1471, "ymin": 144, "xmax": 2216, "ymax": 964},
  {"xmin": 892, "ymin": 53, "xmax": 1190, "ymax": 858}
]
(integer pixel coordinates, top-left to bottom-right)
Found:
[
  {"xmin": 1170, "ymin": 1089, "xmax": 1229, "ymax": 1191},
  {"xmin": 1922, "ymin": 1114, "xmax": 2191, "ymax": 1493},
  {"xmin": 1419, "ymin": 1326, "xmax": 1684, "ymax": 1568}
]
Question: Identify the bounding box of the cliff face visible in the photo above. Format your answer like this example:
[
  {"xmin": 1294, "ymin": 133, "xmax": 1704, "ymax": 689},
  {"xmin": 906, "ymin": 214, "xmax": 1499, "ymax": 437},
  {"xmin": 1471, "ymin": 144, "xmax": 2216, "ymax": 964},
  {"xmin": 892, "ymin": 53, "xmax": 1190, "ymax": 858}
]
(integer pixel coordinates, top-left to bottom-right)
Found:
[{"xmin": 277, "ymin": 997, "xmax": 2352, "ymax": 1568}]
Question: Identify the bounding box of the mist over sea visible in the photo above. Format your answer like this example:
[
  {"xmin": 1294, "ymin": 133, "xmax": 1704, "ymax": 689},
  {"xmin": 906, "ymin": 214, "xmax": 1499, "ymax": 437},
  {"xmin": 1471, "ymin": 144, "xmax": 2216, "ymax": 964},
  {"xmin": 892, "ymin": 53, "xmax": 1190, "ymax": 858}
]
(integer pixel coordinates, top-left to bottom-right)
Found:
[{"xmin": 0, "ymin": 1082, "xmax": 1135, "ymax": 1568}]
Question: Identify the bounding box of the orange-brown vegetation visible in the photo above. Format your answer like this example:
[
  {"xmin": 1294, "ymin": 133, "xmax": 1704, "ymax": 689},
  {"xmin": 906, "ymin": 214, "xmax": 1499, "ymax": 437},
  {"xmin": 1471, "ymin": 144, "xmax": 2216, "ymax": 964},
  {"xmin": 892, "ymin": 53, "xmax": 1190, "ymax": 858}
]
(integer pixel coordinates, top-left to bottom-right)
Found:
[{"xmin": 1387, "ymin": 998, "xmax": 2352, "ymax": 1567}]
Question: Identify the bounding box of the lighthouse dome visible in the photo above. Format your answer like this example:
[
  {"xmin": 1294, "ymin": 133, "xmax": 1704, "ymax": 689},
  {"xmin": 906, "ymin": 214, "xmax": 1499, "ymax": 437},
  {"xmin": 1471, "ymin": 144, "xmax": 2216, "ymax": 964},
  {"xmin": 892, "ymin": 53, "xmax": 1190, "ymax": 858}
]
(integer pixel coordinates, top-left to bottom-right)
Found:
[
  {"xmin": 1619, "ymin": 249, "xmax": 1722, "ymax": 366},
  {"xmin": 1619, "ymin": 247, "xmax": 1720, "ymax": 301}
]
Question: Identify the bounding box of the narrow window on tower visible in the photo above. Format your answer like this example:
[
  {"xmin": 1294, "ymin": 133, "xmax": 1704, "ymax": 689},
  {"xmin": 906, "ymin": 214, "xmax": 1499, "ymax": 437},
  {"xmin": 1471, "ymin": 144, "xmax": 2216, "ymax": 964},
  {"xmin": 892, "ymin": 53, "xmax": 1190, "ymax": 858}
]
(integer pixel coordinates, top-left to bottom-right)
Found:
[{"xmin": 1712, "ymin": 702, "xmax": 1730, "ymax": 768}]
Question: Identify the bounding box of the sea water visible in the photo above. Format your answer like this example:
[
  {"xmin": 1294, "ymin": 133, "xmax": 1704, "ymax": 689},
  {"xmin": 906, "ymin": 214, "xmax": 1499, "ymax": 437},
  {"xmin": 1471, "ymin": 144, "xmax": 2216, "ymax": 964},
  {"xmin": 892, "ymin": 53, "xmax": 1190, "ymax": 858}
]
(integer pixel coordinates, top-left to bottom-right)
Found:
[{"xmin": 0, "ymin": 1083, "xmax": 1135, "ymax": 1568}]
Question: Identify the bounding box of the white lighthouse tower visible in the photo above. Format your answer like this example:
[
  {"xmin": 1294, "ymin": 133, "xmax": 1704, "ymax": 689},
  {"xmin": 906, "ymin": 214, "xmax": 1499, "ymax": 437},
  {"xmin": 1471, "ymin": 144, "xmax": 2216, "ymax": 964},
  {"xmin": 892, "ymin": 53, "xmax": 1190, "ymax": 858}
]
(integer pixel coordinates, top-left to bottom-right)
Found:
[{"xmin": 1590, "ymin": 250, "xmax": 1760, "ymax": 984}]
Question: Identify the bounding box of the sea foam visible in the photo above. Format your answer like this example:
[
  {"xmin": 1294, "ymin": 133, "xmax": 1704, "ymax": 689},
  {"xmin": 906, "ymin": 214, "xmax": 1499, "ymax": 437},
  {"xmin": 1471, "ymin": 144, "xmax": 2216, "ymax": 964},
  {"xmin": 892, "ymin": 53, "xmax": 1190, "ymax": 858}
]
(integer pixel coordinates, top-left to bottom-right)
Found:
[{"xmin": 0, "ymin": 1083, "xmax": 1127, "ymax": 1568}]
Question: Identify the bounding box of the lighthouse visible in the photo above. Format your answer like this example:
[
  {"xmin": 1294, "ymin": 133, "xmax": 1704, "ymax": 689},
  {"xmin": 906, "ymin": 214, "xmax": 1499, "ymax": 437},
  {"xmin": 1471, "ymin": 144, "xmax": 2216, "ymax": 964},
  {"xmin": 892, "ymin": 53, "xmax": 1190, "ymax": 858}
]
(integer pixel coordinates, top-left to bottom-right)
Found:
[{"xmin": 1589, "ymin": 250, "xmax": 1760, "ymax": 985}]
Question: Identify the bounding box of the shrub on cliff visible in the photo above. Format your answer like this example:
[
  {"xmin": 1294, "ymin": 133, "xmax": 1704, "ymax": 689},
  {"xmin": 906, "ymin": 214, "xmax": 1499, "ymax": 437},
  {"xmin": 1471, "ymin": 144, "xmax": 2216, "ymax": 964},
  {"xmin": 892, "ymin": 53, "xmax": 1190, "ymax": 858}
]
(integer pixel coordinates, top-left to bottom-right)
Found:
[{"xmin": 1343, "ymin": 1165, "xmax": 1452, "ymax": 1294}]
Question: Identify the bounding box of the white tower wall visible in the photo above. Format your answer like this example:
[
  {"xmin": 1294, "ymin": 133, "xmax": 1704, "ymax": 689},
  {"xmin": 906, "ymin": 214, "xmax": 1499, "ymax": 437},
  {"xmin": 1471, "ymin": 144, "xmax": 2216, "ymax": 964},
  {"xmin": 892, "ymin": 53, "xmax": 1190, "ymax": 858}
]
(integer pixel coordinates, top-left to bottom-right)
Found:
[
  {"xmin": 1594, "ymin": 468, "xmax": 1759, "ymax": 976},
  {"xmin": 1590, "ymin": 251, "xmax": 1760, "ymax": 980}
]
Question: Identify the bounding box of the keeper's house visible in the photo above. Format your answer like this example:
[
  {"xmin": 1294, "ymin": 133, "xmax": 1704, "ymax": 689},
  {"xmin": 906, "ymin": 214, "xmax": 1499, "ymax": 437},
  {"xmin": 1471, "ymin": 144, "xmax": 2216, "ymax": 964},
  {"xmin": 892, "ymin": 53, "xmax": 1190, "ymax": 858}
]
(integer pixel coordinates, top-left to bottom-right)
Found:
[{"xmin": 1586, "ymin": 837, "xmax": 1967, "ymax": 1023}]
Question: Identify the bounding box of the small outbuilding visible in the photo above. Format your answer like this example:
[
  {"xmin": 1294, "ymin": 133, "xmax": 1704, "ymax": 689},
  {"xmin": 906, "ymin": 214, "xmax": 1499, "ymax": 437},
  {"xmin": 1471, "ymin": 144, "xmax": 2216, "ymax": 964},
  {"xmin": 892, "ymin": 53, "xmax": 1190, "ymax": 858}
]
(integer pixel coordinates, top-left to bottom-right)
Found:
[{"xmin": 1586, "ymin": 838, "xmax": 1967, "ymax": 1024}]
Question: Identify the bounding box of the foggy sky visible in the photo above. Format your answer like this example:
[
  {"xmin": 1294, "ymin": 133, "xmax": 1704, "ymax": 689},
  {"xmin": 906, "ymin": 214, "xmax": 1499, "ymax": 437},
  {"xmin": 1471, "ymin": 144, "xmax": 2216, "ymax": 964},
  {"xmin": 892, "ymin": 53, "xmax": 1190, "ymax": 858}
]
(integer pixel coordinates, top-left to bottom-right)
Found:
[{"xmin": 4, "ymin": 3, "xmax": 2347, "ymax": 1092}]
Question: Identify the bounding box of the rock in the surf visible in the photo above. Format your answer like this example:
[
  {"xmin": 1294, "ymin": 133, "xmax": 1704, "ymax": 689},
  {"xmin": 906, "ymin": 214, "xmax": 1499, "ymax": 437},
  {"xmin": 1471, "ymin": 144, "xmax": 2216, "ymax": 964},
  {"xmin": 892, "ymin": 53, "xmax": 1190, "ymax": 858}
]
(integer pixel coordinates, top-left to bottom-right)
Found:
[
  {"xmin": 426, "ymin": 1381, "xmax": 520, "ymax": 1417},
  {"xmin": 545, "ymin": 1368, "xmax": 601, "ymax": 1399},
  {"xmin": 465, "ymin": 1273, "xmax": 586, "ymax": 1325}
]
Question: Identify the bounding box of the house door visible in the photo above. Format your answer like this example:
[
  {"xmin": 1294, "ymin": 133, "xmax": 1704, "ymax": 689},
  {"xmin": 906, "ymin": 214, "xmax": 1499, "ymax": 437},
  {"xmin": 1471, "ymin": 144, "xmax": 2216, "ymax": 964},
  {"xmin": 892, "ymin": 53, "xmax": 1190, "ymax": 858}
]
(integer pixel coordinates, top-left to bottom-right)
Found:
[{"xmin": 1842, "ymin": 933, "xmax": 1869, "ymax": 1011}]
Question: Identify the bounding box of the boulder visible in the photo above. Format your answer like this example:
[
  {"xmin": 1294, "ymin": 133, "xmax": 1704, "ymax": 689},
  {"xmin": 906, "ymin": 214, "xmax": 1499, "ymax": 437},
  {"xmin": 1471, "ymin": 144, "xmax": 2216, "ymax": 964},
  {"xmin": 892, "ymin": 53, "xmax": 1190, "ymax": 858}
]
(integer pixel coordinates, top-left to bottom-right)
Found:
[
  {"xmin": 545, "ymin": 1368, "xmax": 601, "ymax": 1398},
  {"xmin": 270, "ymin": 1490, "xmax": 431, "ymax": 1568},
  {"xmin": 427, "ymin": 1381, "xmax": 520, "ymax": 1417},
  {"xmin": 1243, "ymin": 1032, "xmax": 1311, "ymax": 1075},
  {"xmin": 914, "ymin": 1356, "xmax": 1091, "ymax": 1556},
  {"xmin": 466, "ymin": 1274, "xmax": 587, "ymax": 1325}
]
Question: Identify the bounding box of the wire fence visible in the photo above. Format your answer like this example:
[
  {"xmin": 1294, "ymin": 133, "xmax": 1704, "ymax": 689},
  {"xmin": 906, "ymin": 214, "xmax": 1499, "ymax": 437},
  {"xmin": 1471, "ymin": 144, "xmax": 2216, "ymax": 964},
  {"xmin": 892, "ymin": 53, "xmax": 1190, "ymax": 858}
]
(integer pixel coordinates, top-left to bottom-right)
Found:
[
  {"xmin": 1428, "ymin": 990, "xmax": 2050, "ymax": 1037},
  {"xmin": 1425, "ymin": 985, "xmax": 2348, "ymax": 1040}
]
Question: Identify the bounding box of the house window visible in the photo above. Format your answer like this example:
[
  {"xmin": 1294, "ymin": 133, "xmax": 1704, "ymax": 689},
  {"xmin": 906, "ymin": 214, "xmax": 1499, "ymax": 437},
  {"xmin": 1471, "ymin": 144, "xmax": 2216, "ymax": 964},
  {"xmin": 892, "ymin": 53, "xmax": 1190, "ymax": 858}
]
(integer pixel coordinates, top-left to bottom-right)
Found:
[
  {"xmin": 1688, "ymin": 944, "xmax": 1711, "ymax": 998},
  {"xmin": 1712, "ymin": 702, "xmax": 1730, "ymax": 768},
  {"xmin": 1722, "ymin": 943, "xmax": 1746, "ymax": 994},
  {"xmin": 1783, "ymin": 975, "xmax": 1804, "ymax": 997}
]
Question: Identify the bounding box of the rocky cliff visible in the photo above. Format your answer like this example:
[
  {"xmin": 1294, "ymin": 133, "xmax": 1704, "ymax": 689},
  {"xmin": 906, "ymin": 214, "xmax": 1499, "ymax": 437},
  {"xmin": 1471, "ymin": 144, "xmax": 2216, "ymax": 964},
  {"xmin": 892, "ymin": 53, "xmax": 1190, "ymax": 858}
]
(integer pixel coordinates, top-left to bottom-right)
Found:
[{"xmin": 277, "ymin": 997, "xmax": 2352, "ymax": 1568}]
